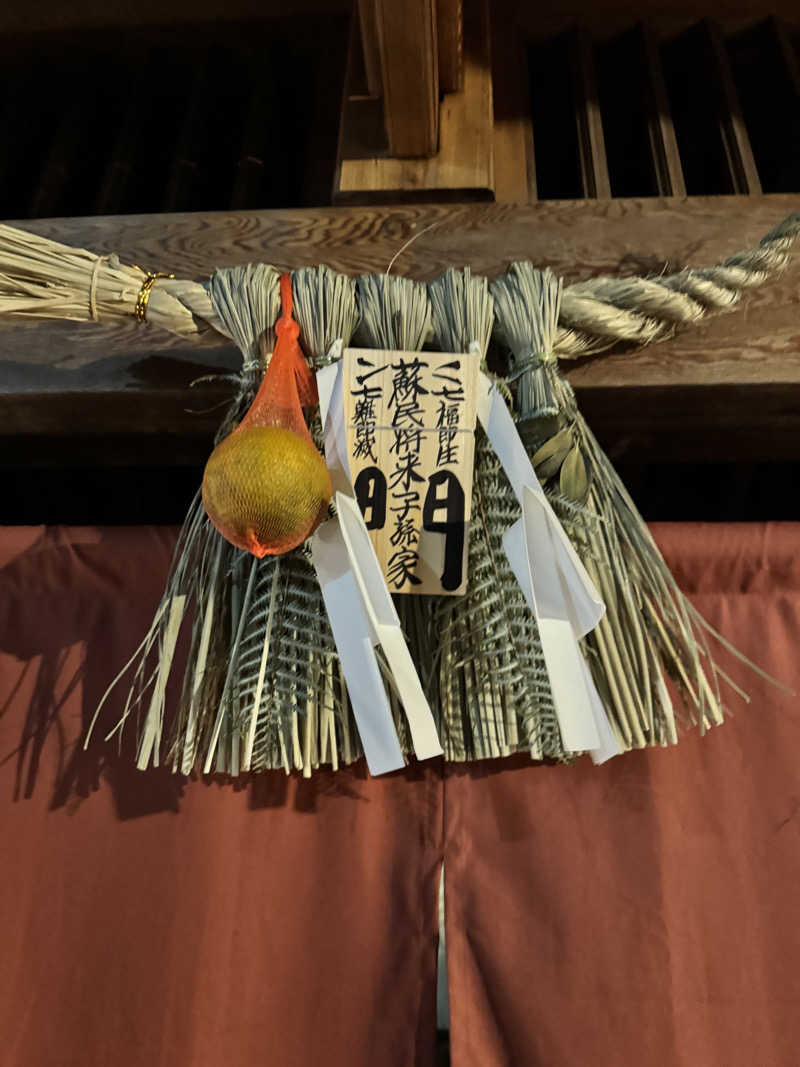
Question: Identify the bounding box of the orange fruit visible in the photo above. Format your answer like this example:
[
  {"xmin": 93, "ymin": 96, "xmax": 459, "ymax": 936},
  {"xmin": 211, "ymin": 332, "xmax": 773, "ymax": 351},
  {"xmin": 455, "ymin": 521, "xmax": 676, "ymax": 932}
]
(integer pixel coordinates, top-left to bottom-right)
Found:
[{"xmin": 202, "ymin": 425, "xmax": 332, "ymax": 557}]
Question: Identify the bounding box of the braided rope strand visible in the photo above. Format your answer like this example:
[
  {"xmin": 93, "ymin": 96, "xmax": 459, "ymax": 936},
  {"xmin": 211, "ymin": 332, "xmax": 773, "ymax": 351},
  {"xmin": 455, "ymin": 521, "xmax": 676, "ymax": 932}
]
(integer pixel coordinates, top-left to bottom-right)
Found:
[{"xmin": 553, "ymin": 211, "xmax": 800, "ymax": 358}]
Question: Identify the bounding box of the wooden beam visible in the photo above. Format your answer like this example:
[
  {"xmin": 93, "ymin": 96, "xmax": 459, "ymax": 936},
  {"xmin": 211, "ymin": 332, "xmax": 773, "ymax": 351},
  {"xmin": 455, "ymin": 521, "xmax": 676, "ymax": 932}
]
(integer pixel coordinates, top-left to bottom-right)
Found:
[
  {"xmin": 569, "ymin": 29, "xmax": 611, "ymax": 200},
  {"xmin": 336, "ymin": 0, "xmax": 492, "ymax": 202},
  {"xmin": 337, "ymin": 12, "xmax": 389, "ymax": 162},
  {"xmin": 491, "ymin": 2, "xmax": 536, "ymax": 203},
  {"xmin": 356, "ymin": 0, "xmax": 384, "ymax": 99},
  {"xmin": 373, "ymin": 0, "xmax": 439, "ymax": 157},
  {"xmin": 1, "ymin": 195, "xmax": 798, "ymax": 465},
  {"xmin": 725, "ymin": 17, "xmax": 800, "ymax": 195},
  {"xmin": 436, "ymin": 0, "xmax": 463, "ymax": 93},
  {"xmin": 639, "ymin": 24, "xmax": 686, "ymax": 197},
  {"xmin": 704, "ymin": 20, "xmax": 762, "ymax": 195},
  {"xmin": 0, "ymin": 0, "xmax": 352, "ymax": 35}
]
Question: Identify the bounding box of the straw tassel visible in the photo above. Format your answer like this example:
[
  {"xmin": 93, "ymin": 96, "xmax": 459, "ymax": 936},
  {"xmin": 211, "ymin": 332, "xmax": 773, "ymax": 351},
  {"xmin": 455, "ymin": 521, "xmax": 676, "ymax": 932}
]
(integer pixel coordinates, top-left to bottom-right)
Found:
[
  {"xmin": 233, "ymin": 265, "xmax": 365, "ymax": 773},
  {"xmin": 491, "ymin": 262, "xmax": 738, "ymax": 747},
  {"xmin": 427, "ymin": 268, "xmax": 564, "ymax": 762},
  {"xmin": 67, "ymin": 215, "xmax": 797, "ymax": 777},
  {"xmin": 354, "ymin": 272, "xmax": 435, "ymax": 754}
]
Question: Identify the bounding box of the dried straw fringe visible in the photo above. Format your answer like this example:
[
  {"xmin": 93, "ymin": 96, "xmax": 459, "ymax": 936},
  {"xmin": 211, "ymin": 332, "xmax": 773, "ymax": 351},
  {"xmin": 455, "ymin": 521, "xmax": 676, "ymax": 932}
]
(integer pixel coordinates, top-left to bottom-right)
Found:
[
  {"xmin": 48, "ymin": 215, "xmax": 795, "ymax": 773},
  {"xmin": 89, "ymin": 259, "xmax": 792, "ymax": 774},
  {"xmin": 491, "ymin": 263, "xmax": 749, "ymax": 748},
  {"xmin": 355, "ymin": 272, "xmax": 568, "ymax": 763},
  {"xmin": 229, "ymin": 266, "xmax": 364, "ymax": 777},
  {"xmin": 354, "ymin": 273, "xmax": 432, "ymax": 757},
  {"xmin": 427, "ymin": 269, "xmax": 563, "ymax": 762},
  {"xmin": 91, "ymin": 265, "xmax": 368, "ymax": 776},
  {"xmin": 0, "ymin": 223, "xmax": 222, "ymax": 334}
]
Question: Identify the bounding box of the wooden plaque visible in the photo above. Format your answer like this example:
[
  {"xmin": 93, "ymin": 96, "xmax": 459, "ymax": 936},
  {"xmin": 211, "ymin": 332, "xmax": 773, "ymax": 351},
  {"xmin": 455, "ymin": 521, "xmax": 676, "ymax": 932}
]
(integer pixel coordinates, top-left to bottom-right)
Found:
[{"xmin": 343, "ymin": 347, "xmax": 478, "ymax": 596}]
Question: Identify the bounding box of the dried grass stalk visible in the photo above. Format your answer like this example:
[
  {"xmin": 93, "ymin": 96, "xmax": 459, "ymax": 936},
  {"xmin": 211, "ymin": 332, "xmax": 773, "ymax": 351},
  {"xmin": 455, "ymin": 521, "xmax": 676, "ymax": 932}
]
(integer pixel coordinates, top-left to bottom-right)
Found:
[
  {"xmin": 491, "ymin": 263, "xmax": 746, "ymax": 747},
  {"xmin": 0, "ymin": 223, "xmax": 223, "ymax": 336},
  {"xmin": 427, "ymin": 268, "xmax": 562, "ymax": 761},
  {"xmin": 88, "ymin": 264, "xmax": 369, "ymax": 775},
  {"xmin": 354, "ymin": 272, "xmax": 434, "ymax": 756},
  {"xmin": 22, "ymin": 212, "xmax": 788, "ymax": 776}
]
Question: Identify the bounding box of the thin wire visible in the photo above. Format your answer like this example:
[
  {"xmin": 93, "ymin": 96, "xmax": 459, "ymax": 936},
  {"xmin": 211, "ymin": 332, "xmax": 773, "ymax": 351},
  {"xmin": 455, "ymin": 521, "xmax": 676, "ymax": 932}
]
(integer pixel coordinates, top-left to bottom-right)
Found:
[{"xmin": 385, "ymin": 222, "xmax": 438, "ymax": 278}]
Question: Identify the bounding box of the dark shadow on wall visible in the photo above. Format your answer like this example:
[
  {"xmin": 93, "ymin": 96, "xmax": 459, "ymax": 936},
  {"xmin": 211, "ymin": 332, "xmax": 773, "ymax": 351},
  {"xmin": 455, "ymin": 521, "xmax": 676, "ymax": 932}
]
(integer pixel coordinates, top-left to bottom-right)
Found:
[
  {"xmin": 0, "ymin": 526, "xmax": 435, "ymax": 817},
  {"xmin": 0, "ymin": 528, "xmax": 188, "ymax": 816}
]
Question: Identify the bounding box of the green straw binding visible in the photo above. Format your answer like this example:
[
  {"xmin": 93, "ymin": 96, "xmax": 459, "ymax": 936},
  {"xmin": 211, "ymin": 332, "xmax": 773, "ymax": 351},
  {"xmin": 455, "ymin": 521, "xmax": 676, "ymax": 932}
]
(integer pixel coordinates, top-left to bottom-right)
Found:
[{"xmin": 492, "ymin": 264, "xmax": 562, "ymax": 426}]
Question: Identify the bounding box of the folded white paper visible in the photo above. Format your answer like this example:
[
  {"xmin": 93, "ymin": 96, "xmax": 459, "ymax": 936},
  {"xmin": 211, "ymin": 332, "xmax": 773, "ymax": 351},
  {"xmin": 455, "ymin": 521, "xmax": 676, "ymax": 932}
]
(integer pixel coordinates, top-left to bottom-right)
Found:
[
  {"xmin": 317, "ymin": 359, "xmax": 353, "ymax": 495},
  {"xmin": 312, "ymin": 355, "xmax": 443, "ymax": 772},
  {"xmin": 580, "ymin": 655, "xmax": 624, "ymax": 765},
  {"xmin": 477, "ymin": 375, "xmax": 603, "ymax": 635},
  {"xmin": 336, "ymin": 494, "xmax": 442, "ymax": 761},
  {"xmin": 311, "ymin": 517, "xmax": 405, "ymax": 775},
  {"xmin": 478, "ymin": 373, "xmax": 621, "ymax": 761}
]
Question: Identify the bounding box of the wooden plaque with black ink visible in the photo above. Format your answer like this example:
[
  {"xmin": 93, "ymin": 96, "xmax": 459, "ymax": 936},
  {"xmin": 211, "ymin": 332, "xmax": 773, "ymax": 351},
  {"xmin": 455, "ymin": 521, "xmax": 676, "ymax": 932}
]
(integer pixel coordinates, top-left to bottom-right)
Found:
[{"xmin": 343, "ymin": 348, "xmax": 478, "ymax": 596}]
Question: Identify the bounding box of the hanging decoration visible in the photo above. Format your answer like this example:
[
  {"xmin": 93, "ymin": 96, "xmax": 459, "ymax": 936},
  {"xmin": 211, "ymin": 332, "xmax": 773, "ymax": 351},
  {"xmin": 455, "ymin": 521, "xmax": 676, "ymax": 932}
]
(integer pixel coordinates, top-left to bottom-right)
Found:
[
  {"xmin": 341, "ymin": 344, "xmax": 478, "ymax": 597},
  {"xmin": 0, "ymin": 213, "xmax": 797, "ymax": 777},
  {"xmin": 202, "ymin": 273, "xmax": 331, "ymax": 557}
]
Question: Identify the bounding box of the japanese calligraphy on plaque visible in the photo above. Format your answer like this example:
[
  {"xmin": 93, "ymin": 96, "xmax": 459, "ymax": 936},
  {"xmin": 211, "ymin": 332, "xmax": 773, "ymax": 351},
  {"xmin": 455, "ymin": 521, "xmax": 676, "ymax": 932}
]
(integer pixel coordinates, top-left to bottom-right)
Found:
[{"xmin": 343, "ymin": 348, "xmax": 478, "ymax": 596}]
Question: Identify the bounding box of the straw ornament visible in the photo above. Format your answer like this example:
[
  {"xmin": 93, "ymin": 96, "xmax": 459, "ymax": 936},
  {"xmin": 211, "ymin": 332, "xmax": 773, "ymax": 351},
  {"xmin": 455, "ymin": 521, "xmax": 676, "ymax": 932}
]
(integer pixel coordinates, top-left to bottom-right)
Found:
[
  {"xmin": 426, "ymin": 268, "xmax": 562, "ymax": 761},
  {"xmin": 0, "ymin": 214, "xmax": 795, "ymax": 776},
  {"xmin": 202, "ymin": 274, "xmax": 331, "ymax": 558}
]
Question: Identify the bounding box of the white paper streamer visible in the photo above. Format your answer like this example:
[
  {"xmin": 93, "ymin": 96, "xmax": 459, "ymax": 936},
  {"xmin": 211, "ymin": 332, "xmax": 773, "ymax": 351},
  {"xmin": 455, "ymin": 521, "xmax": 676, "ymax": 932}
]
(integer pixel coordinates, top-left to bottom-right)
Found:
[
  {"xmin": 336, "ymin": 493, "xmax": 442, "ymax": 762},
  {"xmin": 311, "ymin": 357, "xmax": 443, "ymax": 773},
  {"xmin": 477, "ymin": 373, "xmax": 622, "ymax": 762},
  {"xmin": 312, "ymin": 516, "xmax": 406, "ymax": 775}
]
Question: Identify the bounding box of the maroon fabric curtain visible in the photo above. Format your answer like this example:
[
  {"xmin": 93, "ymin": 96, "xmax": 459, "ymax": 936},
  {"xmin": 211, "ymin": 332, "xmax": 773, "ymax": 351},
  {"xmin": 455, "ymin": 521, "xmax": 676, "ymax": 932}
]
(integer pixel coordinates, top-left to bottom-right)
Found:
[
  {"xmin": 445, "ymin": 523, "xmax": 800, "ymax": 1067},
  {"xmin": 1, "ymin": 523, "xmax": 798, "ymax": 1066}
]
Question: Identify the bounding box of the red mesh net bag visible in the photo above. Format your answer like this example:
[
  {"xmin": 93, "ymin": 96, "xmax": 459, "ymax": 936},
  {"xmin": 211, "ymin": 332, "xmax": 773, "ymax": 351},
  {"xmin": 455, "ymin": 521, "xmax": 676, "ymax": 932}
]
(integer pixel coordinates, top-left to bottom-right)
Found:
[{"xmin": 202, "ymin": 274, "xmax": 332, "ymax": 557}]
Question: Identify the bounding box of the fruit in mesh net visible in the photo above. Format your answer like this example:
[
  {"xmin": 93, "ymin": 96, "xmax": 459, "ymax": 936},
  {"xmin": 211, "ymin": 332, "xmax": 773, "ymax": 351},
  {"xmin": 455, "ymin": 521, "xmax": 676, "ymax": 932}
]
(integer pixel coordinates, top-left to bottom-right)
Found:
[
  {"xmin": 202, "ymin": 273, "xmax": 331, "ymax": 557},
  {"xmin": 202, "ymin": 425, "xmax": 331, "ymax": 557}
]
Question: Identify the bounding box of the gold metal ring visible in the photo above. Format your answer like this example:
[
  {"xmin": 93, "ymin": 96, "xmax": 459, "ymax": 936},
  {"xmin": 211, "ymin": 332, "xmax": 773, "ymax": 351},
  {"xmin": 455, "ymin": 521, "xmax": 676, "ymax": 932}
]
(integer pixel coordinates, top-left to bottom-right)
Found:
[{"xmin": 133, "ymin": 270, "xmax": 175, "ymax": 323}]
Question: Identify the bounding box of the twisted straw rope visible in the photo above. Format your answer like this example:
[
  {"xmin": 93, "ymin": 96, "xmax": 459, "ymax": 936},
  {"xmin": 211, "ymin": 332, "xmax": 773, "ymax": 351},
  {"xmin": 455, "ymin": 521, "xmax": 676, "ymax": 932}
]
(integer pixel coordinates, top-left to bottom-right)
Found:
[
  {"xmin": 0, "ymin": 211, "xmax": 798, "ymax": 360},
  {"xmin": 553, "ymin": 211, "xmax": 800, "ymax": 358}
]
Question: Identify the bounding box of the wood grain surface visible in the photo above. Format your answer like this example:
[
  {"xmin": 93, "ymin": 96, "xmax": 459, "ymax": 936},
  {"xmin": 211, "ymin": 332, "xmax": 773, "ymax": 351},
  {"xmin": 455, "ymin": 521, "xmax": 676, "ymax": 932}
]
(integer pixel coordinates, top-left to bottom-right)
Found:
[
  {"xmin": 358, "ymin": 0, "xmax": 439, "ymax": 158},
  {"xmin": 2, "ymin": 194, "xmax": 799, "ymax": 464},
  {"xmin": 356, "ymin": 0, "xmax": 384, "ymax": 98},
  {"xmin": 336, "ymin": 0, "xmax": 492, "ymax": 201},
  {"xmin": 436, "ymin": 0, "xmax": 463, "ymax": 93},
  {"xmin": 570, "ymin": 28, "xmax": 612, "ymax": 200}
]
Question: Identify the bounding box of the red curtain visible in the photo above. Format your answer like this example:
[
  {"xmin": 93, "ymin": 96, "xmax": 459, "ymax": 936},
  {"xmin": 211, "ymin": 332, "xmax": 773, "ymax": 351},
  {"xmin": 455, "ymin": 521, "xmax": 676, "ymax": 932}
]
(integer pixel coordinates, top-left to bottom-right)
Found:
[{"xmin": 1, "ymin": 523, "xmax": 799, "ymax": 1066}]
